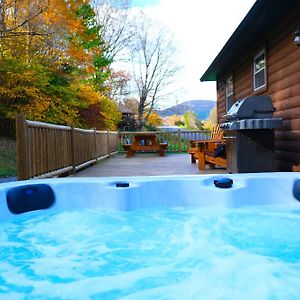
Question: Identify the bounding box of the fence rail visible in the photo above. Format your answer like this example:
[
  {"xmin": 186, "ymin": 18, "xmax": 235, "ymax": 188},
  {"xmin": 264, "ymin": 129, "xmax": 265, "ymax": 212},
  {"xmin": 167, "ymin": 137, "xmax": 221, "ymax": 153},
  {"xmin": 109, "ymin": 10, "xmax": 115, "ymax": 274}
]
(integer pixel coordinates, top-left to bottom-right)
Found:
[
  {"xmin": 16, "ymin": 114, "xmax": 118, "ymax": 180},
  {"xmin": 118, "ymin": 129, "xmax": 211, "ymax": 153}
]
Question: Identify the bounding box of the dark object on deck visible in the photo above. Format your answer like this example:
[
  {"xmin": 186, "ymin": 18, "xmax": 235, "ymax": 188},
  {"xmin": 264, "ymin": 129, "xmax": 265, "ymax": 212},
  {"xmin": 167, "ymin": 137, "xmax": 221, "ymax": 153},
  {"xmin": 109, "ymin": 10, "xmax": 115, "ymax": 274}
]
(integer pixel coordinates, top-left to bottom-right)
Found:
[
  {"xmin": 6, "ymin": 184, "xmax": 55, "ymax": 214},
  {"xmin": 293, "ymin": 179, "xmax": 300, "ymax": 201},
  {"xmin": 213, "ymin": 144, "xmax": 226, "ymax": 158},
  {"xmin": 214, "ymin": 178, "xmax": 233, "ymax": 188},
  {"xmin": 220, "ymin": 96, "xmax": 282, "ymax": 173},
  {"xmin": 116, "ymin": 182, "xmax": 130, "ymax": 188}
]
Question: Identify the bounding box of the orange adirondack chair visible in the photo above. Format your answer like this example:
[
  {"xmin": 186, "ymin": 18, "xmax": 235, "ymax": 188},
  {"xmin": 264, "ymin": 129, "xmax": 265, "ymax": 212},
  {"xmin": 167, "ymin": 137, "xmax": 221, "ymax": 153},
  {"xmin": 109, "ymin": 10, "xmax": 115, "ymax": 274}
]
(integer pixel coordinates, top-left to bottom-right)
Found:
[{"xmin": 188, "ymin": 125, "xmax": 226, "ymax": 170}]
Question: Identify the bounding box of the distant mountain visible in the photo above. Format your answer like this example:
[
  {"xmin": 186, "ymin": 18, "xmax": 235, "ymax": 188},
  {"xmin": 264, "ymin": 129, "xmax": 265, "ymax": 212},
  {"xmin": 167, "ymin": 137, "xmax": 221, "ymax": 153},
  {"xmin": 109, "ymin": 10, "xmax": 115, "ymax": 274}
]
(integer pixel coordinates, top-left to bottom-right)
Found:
[{"xmin": 157, "ymin": 100, "xmax": 216, "ymax": 120}]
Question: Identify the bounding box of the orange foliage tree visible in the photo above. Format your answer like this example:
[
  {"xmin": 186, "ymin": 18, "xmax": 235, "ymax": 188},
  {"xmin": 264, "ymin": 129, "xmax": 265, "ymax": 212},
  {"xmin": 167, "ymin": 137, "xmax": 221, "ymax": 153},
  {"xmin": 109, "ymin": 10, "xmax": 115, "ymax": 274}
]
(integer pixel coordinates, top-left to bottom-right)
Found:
[
  {"xmin": 0, "ymin": 0, "xmax": 120, "ymax": 129},
  {"xmin": 146, "ymin": 112, "xmax": 163, "ymax": 128}
]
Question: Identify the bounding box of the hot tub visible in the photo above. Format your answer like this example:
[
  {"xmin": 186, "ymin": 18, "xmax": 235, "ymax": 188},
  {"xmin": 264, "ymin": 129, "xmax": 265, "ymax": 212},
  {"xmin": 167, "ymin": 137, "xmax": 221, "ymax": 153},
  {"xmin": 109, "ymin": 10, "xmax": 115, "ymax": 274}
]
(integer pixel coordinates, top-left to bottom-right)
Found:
[{"xmin": 1, "ymin": 173, "xmax": 300, "ymax": 299}]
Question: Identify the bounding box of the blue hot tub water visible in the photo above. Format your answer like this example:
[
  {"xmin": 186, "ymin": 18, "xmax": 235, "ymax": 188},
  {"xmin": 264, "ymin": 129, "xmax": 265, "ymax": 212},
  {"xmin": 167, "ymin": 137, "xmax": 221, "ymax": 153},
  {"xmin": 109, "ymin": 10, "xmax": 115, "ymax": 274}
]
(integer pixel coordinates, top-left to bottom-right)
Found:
[{"xmin": 0, "ymin": 174, "xmax": 300, "ymax": 299}]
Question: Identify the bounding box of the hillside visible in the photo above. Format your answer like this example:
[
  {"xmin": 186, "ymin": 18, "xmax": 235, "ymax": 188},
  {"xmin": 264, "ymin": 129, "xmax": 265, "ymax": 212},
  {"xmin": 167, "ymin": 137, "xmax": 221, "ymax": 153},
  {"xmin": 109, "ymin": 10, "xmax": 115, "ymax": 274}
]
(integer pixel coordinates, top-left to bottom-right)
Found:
[{"xmin": 157, "ymin": 100, "xmax": 216, "ymax": 120}]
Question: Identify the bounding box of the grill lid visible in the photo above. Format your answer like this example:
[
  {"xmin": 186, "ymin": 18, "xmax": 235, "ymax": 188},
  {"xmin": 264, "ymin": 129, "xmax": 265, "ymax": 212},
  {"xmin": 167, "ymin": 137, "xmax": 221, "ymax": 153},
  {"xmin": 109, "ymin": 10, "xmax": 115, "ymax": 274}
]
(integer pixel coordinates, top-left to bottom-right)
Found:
[{"xmin": 223, "ymin": 96, "xmax": 275, "ymax": 121}]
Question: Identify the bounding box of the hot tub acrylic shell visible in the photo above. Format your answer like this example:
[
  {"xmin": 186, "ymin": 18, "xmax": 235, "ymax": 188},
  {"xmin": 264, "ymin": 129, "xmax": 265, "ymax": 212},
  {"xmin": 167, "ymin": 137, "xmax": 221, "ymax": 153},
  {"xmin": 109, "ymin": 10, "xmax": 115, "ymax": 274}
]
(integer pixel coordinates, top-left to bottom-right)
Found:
[
  {"xmin": 1, "ymin": 173, "xmax": 300, "ymax": 299},
  {"xmin": 0, "ymin": 172, "xmax": 300, "ymax": 221}
]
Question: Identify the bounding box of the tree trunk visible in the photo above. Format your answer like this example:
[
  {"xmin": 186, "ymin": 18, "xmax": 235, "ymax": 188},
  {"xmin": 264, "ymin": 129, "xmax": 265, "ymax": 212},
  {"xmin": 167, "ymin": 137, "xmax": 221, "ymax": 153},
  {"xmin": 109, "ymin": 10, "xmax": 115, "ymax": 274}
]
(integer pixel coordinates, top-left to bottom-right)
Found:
[
  {"xmin": 0, "ymin": 1, "xmax": 6, "ymax": 35},
  {"xmin": 137, "ymin": 100, "xmax": 144, "ymax": 130}
]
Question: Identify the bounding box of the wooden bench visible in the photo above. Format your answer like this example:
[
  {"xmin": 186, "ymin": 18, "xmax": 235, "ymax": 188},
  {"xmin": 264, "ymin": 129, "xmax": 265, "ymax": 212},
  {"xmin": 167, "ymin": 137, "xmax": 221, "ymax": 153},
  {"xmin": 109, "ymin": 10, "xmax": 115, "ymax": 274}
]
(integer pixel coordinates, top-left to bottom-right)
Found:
[
  {"xmin": 188, "ymin": 125, "xmax": 227, "ymax": 170},
  {"xmin": 122, "ymin": 133, "xmax": 168, "ymax": 158}
]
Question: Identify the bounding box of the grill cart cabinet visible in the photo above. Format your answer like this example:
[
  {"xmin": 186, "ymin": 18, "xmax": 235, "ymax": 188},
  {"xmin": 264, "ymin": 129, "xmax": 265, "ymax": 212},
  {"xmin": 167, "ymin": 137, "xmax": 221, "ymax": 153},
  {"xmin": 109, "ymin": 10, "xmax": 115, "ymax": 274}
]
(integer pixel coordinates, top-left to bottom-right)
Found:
[
  {"xmin": 220, "ymin": 96, "xmax": 282, "ymax": 173},
  {"xmin": 225, "ymin": 130, "xmax": 275, "ymax": 173}
]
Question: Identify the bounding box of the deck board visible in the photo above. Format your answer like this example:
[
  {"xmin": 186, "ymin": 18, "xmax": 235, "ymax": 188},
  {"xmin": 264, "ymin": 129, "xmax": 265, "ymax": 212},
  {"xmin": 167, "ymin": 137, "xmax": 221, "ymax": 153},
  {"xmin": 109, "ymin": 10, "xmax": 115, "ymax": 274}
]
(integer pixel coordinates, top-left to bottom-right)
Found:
[{"xmin": 72, "ymin": 153, "xmax": 227, "ymax": 177}]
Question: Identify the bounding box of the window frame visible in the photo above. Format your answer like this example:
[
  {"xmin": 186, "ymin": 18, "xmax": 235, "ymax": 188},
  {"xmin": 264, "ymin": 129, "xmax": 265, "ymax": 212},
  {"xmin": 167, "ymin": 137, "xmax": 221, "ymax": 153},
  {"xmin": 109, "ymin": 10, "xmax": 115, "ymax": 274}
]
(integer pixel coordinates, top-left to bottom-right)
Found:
[
  {"xmin": 225, "ymin": 76, "xmax": 234, "ymax": 112},
  {"xmin": 253, "ymin": 49, "xmax": 267, "ymax": 91}
]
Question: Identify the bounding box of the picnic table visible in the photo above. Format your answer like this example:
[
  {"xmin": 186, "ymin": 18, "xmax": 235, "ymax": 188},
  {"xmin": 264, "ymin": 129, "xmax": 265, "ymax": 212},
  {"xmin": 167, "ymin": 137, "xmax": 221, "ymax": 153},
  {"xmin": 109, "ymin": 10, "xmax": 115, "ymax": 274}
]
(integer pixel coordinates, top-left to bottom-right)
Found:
[{"xmin": 122, "ymin": 132, "xmax": 168, "ymax": 157}]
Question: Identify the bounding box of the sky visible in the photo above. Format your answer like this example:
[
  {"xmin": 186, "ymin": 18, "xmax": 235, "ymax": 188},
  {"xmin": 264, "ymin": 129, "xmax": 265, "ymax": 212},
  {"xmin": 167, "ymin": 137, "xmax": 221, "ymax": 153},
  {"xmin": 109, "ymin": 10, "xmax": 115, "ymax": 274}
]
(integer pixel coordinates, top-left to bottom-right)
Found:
[{"xmin": 129, "ymin": 0, "xmax": 257, "ymax": 108}]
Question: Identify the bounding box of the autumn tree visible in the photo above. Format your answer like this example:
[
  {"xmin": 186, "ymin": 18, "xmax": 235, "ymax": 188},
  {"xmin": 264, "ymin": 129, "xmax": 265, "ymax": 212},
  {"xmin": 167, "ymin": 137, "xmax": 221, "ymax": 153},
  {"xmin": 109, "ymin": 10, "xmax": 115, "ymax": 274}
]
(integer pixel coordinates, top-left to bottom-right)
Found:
[
  {"xmin": 146, "ymin": 112, "xmax": 163, "ymax": 128},
  {"xmin": 0, "ymin": 0, "xmax": 121, "ymax": 129},
  {"xmin": 0, "ymin": 0, "xmax": 49, "ymax": 39},
  {"xmin": 183, "ymin": 111, "xmax": 204, "ymax": 130},
  {"xmin": 129, "ymin": 13, "xmax": 179, "ymax": 130},
  {"xmin": 174, "ymin": 119, "xmax": 185, "ymax": 127},
  {"xmin": 163, "ymin": 114, "xmax": 182, "ymax": 126},
  {"xmin": 204, "ymin": 106, "xmax": 217, "ymax": 130},
  {"xmin": 0, "ymin": 58, "xmax": 52, "ymax": 121}
]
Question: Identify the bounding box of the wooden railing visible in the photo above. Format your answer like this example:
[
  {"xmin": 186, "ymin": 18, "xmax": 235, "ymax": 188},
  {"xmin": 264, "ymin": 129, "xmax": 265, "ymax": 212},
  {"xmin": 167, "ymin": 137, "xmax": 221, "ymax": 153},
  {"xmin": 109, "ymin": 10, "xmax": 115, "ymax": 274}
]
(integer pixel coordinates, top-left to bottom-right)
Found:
[
  {"xmin": 118, "ymin": 130, "xmax": 211, "ymax": 153},
  {"xmin": 16, "ymin": 114, "xmax": 213, "ymax": 180},
  {"xmin": 16, "ymin": 114, "xmax": 118, "ymax": 180}
]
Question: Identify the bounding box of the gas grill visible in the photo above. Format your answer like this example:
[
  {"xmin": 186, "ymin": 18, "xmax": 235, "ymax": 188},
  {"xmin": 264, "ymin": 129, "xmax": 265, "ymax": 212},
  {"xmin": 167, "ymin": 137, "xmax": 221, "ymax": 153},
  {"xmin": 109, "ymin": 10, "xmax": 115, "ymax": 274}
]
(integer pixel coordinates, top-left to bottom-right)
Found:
[
  {"xmin": 220, "ymin": 96, "xmax": 282, "ymax": 173},
  {"xmin": 220, "ymin": 96, "xmax": 282, "ymax": 130}
]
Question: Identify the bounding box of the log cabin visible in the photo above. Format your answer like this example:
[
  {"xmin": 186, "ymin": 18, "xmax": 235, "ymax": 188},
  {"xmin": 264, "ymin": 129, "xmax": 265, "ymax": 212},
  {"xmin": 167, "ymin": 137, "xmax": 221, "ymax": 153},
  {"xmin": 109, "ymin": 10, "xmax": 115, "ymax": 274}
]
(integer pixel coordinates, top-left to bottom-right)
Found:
[
  {"xmin": 200, "ymin": 0, "xmax": 300, "ymax": 171},
  {"xmin": 117, "ymin": 103, "xmax": 136, "ymax": 131}
]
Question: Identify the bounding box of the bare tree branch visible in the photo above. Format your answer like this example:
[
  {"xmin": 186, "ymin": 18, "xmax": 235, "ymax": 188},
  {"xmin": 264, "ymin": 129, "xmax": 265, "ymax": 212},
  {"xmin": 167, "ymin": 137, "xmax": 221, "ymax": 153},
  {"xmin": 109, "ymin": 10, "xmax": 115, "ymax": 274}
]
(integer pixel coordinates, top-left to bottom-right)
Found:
[
  {"xmin": 92, "ymin": 0, "xmax": 134, "ymax": 62},
  {"xmin": 0, "ymin": 0, "xmax": 50, "ymax": 38},
  {"xmin": 1, "ymin": 31, "xmax": 49, "ymax": 38},
  {"xmin": 129, "ymin": 13, "xmax": 179, "ymax": 129}
]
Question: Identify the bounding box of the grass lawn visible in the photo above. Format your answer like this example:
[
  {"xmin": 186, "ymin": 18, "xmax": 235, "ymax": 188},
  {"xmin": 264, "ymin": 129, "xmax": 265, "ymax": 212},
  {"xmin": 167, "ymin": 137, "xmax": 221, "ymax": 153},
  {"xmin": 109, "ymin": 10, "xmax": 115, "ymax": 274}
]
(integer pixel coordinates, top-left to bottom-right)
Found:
[{"xmin": 0, "ymin": 138, "xmax": 16, "ymax": 178}]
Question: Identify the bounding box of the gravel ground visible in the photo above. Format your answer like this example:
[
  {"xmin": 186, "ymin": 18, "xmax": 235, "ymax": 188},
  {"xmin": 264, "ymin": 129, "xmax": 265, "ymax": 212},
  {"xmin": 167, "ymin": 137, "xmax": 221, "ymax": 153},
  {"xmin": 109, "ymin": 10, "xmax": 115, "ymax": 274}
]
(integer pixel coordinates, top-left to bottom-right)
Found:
[{"xmin": 0, "ymin": 176, "xmax": 17, "ymax": 184}]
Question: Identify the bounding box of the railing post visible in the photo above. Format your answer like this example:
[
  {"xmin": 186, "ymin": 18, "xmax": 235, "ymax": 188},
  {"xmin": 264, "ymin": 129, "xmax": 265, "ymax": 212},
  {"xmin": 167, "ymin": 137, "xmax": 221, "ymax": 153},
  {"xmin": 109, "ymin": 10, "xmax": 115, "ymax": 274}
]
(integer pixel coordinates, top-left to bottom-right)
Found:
[
  {"xmin": 16, "ymin": 114, "xmax": 29, "ymax": 180},
  {"xmin": 178, "ymin": 129, "xmax": 182, "ymax": 153},
  {"xmin": 70, "ymin": 125, "xmax": 76, "ymax": 174},
  {"xmin": 107, "ymin": 130, "xmax": 110, "ymax": 157},
  {"xmin": 118, "ymin": 132, "xmax": 122, "ymax": 152},
  {"xmin": 94, "ymin": 128, "xmax": 98, "ymax": 163}
]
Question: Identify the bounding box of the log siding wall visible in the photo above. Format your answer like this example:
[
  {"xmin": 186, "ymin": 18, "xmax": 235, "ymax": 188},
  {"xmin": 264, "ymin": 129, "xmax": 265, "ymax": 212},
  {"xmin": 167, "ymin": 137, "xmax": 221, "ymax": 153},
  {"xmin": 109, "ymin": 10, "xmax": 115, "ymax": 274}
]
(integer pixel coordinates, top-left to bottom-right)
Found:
[{"xmin": 216, "ymin": 10, "xmax": 300, "ymax": 171}]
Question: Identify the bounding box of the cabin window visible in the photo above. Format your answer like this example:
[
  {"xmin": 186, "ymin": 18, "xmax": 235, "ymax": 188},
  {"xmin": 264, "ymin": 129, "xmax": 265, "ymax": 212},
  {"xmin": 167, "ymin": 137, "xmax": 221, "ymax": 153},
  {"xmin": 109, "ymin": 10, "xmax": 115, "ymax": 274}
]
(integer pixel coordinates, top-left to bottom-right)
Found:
[
  {"xmin": 226, "ymin": 76, "xmax": 234, "ymax": 112},
  {"xmin": 253, "ymin": 50, "xmax": 266, "ymax": 90}
]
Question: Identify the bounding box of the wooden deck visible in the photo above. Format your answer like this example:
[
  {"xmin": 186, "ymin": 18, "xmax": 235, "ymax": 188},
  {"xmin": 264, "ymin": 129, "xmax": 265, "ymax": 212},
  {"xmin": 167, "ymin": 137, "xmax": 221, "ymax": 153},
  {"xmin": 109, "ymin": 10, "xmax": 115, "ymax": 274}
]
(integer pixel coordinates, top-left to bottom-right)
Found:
[{"xmin": 72, "ymin": 153, "xmax": 227, "ymax": 177}]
